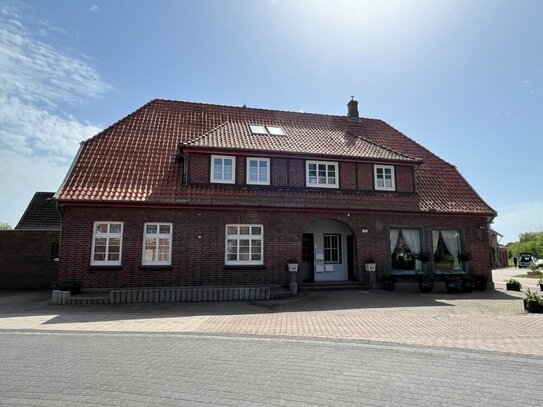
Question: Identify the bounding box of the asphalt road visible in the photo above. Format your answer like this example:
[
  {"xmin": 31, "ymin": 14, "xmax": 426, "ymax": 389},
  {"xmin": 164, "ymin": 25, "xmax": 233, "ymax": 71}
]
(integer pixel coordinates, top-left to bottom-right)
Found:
[{"xmin": 1, "ymin": 331, "xmax": 542, "ymax": 406}]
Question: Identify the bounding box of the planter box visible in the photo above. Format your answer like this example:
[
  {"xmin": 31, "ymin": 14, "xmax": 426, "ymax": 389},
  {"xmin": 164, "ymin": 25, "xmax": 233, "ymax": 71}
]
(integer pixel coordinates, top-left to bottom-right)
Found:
[
  {"xmin": 419, "ymin": 282, "xmax": 434, "ymax": 293},
  {"xmin": 526, "ymin": 300, "xmax": 543, "ymax": 313},
  {"xmin": 506, "ymin": 283, "xmax": 521, "ymax": 291},
  {"xmin": 381, "ymin": 281, "xmax": 395, "ymax": 291},
  {"xmin": 287, "ymin": 263, "xmax": 299, "ymax": 272},
  {"xmin": 365, "ymin": 263, "xmax": 376, "ymax": 272}
]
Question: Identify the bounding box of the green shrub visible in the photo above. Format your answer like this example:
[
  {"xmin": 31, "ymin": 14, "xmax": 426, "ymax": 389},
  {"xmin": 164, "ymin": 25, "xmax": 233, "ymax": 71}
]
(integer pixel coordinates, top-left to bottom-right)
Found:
[{"xmin": 51, "ymin": 281, "xmax": 82, "ymax": 294}]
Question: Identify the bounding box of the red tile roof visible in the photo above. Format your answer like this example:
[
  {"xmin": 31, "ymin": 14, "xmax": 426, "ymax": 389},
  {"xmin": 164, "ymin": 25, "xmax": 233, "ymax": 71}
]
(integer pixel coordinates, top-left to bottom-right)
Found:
[
  {"xmin": 183, "ymin": 121, "xmax": 419, "ymax": 162},
  {"xmin": 56, "ymin": 99, "xmax": 495, "ymax": 216}
]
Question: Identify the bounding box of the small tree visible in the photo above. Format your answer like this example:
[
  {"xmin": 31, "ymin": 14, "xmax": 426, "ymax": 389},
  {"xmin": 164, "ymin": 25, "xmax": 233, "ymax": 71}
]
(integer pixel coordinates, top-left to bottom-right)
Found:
[{"xmin": 0, "ymin": 222, "xmax": 12, "ymax": 230}]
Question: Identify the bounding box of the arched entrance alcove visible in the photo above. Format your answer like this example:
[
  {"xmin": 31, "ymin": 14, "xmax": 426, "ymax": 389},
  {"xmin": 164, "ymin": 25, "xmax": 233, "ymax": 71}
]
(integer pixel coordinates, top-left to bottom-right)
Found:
[{"xmin": 302, "ymin": 219, "xmax": 355, "ymax": 282}]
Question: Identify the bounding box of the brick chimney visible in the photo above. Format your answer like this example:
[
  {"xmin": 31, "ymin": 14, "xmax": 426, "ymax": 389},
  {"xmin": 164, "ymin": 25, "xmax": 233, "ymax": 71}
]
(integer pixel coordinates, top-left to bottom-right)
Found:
[{"xmin": 347, "ymin": 96, "xmax": 359, "ymax": 120}]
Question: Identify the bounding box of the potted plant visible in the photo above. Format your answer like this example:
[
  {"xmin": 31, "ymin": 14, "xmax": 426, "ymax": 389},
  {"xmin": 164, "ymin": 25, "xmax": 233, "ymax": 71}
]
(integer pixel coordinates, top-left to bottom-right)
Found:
[
  {"xmin": 460, "ymin": 277, "xmax": 474, "ymax": 293},
  {"xmin": 287, "ymin": 259, "xmax": 299, "ymax": 273},
  {"xmin": 51, "ymin": 280, "xmax": 82, "ymax": 295},
  {"xmin": 364, "ymin": 258, "xmax": 376, "ymax": 272},
  {"xmin": 416, "ymin": 272, "xmax": 434, "ymax": 293},
  {"xmin": 523, "ymin": 289, "xmax": 543, "ymax": 313},
  {"xmin": 381, "ymin": 274, "xmax": 397, "ymax": 291},
  {"xmin": 444, "ymin": 276, "xmax": 461, "ymax": 294},
  {"xmin": 505, "ymin": 278, "xmax": 521, "ymax": 291},
  {"xmin": 472, "ymin": 274, "xmax": 488, "ymax": 291}
]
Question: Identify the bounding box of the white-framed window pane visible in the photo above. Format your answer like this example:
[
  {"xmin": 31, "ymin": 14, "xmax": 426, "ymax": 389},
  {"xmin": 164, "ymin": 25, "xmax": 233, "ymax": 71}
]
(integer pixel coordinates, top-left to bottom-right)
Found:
[
  {"xmin": 225, "ymin": 224, "xmax": 264, "ymax": 265},
  {"xmin": 91, "ymin": 222, "xmax": 123, "ymax": 265},
  {"xmin": 145, "ymin": 237, "xmax": 156, "ymax": 261},
  {"xmin": 158, "ymin": 238, "xmax": 170, "ymax": 261},
  {"xmin": 226, "ymin": 239, "xmax": 238, "ymax": 261},
  {"xmin": 146, "ymin": 224, "xmax": 158, "ymax": 234},
  {"xmin": 306, "ymin": 161, "xmax": 339, "ymax": 188},
  {"xmin": 159, "ymin": 225, "xmax": 171, "ymax": 234}
]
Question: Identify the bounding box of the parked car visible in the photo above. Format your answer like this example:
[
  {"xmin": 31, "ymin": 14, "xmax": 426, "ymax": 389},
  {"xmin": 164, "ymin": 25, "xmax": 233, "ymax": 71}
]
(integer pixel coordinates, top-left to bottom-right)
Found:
[
  {"xmin": 535, "ymin": 258, "xmax": 543, "ymax": 267},
  {"xmin": 518, "ymin": 253, "xmax": 533, "ymax": 268}
]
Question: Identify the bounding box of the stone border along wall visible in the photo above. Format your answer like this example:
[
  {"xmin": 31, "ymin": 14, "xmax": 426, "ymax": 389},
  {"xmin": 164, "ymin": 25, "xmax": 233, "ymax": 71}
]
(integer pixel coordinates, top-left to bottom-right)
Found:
[{"xmin": 52, "ymin": 286, "xmax": 272, "ymax": 305}]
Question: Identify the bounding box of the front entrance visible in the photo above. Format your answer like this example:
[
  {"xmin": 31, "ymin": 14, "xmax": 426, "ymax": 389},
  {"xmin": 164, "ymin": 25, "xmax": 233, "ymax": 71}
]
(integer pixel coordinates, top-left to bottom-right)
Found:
[{"xmin": 303, "ymin": 220, "xmax": 354, "ymax": 282}]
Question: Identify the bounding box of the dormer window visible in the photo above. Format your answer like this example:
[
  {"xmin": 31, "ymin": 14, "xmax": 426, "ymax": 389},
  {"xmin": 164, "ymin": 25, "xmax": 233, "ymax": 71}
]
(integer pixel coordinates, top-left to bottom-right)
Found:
[
  {"xmin": 211, "ymin": 155, "xmax": 235, "ymax": 184},
  {"xmin": 374, "ymin": 165, "xmax": 395, "ymax": 191},
  {"xmin": 306, "ymin": 160, "xmax": 339, "ymax": 188},
  {"xmin": 249, "ymin": 125, "xmax": 285, "ymax": 136}
]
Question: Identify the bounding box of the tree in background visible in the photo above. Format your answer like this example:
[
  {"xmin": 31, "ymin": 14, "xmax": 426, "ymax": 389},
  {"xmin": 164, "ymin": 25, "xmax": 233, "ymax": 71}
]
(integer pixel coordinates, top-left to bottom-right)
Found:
[
  {"xmin": 509, "ymin": 231, "xmax": 543, "ymax": 258},
  {"xmin": 0, "ymin": 221, "xmax": 12, "ymax": 230}
]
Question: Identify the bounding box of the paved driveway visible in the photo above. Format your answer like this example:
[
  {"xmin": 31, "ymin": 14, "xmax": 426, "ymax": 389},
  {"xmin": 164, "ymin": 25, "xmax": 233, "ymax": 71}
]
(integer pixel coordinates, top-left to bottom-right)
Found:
[{"xmin": 1, "ymin": 283, "xmax": 541, "ymax": 356}]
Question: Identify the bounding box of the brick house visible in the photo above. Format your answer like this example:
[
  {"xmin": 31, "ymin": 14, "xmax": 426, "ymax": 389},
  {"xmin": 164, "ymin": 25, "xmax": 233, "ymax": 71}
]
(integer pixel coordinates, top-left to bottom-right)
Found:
[{"xmin": 55, "ymin": 98, "xmax": 496, "ymax": 289}]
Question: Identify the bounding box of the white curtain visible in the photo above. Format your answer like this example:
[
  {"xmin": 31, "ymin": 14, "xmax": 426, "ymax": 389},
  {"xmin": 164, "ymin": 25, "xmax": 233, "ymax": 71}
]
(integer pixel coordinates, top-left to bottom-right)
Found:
[
  {"xmin": 402, "ymin": 229, "xmax": 421, "ymax": 270},
  {"xmin": 390, "ymin": 229, "xmax": 400, "ymax": 254},
  {"xmin": 432, "ymin": 230, "xmax": 440, "ymax": 254},
  {"xmin": 441, "ymin": 230, "xmax": 461, "ymax": 270}
]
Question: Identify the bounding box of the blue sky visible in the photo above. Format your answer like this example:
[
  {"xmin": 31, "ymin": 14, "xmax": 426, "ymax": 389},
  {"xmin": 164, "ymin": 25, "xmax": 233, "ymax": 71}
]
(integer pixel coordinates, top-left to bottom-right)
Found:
[{"xmin": 0, "ymin": 0, "xmax": 541, "ymax": 243}]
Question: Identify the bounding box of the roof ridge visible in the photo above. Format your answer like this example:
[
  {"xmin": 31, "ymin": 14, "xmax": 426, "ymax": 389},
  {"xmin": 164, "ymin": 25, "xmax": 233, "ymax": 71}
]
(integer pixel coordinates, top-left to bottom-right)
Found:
[{"xmin": 152, "ymin": 98, "xmax": 387, "ymax": 122}]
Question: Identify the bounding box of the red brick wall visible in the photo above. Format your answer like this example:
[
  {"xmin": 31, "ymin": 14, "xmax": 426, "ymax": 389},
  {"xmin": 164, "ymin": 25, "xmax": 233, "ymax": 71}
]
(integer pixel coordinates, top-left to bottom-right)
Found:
[
  {"xmin": 357, "ymin": 163, "xmax": 374, "ymax": 190},
  {"xmin": 187, "ymin": 153, "xmax": 415, "ymax": 194},
  {"xmin": 188, "ymin": 153, "xmax": 209, "ymax": 183},
  {"xmin": 271, "ymin": 158, "xmax": 288, "ymax": 186},
  {"xmin": 340, "ymin": 162, "xmax": 357, "ymax": 190},
  {"xmin": 59, "ymin": 205, "xmax": 492, "ymax": 289},
  {"xmin": 288, "ymin": 159, "xmax": 304, "ymax": 187},
  {"xmin": 396, "ymin": 165, "xmax": 415, "ymax": 193},
  {"xmin": 0, "ymin": 231, "xmax": 59, "ymax": 289}
]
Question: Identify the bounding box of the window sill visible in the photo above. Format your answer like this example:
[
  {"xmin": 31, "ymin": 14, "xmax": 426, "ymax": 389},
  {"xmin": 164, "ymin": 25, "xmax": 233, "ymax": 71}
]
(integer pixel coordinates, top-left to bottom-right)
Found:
[
  {"xmin": 88, "ymin": 266, "xmax": 122, "ymax": 271},
  {"xmin": 223, "ymin": 265, "xmax": 266, "ymax": 271},
  {"xmin": 139, "ymin": 265, "xmax": 173, "ymax": 271}
]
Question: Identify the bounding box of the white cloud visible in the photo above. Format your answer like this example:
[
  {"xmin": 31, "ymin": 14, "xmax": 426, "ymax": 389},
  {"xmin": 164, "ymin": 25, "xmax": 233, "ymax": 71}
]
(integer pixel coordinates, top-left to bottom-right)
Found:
[
  {"xmin": 0, "ymin": 3, "xmax": 111, "ymax": 225},
  {"xmin": 492, "ymin": 201, "xmax": 543, "ymax": 243},
  {"xmin": 89, "ymin": 5, "xmax": 99, "ymax": 13}
]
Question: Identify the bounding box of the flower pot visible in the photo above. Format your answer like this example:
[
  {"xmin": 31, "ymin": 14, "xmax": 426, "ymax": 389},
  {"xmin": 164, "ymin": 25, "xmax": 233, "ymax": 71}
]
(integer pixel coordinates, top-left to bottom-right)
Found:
[
  {"xmin": 474, "ymin": 279, "xmax": 487, "ymax": 291},
  {"xmin": 365, "ymin": 263, "xmax": 376, "ymax": 272},
  {"xmin": 287, "ymin": 263, "xmax": 299, "ymax": 273},
  {"xmin": 526, "ymin": 300, "xmax": 543, "ymax": 313},
  {"xmin": 381, "ymin": 281, "xmax": 395, "ymax": 291},
  {"xmin": 506, "ymin": 283, "xmax": 521, "ymax": 291},
  {"xmin": 419, "ymin": 282, "xmax": 434, "ymax": 293},
  {"xmin": 445, "ymin": 282, "xmax": 461, "ymax": 294},
  {"xmin": 461, "ymin": 280, "xmax": 474, "ymax": 293}
]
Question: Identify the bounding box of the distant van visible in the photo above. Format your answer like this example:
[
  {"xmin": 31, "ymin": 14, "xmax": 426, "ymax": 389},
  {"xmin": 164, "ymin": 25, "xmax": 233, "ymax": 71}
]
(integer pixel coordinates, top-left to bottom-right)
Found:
[{"xmin": 518, "ymin": 252, "xmax": 533, "ymax": 268}]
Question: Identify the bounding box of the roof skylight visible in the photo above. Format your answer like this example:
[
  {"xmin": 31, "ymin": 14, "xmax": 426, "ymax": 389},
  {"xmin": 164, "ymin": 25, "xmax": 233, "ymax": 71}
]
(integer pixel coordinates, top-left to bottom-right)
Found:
[
  {"xmin": 249, "ymin": 125, "xmax": 268, "ymax": 135},
  {"xmin": 249, "ymin": 124, "xmax": 286, "ymax": 136},
  {"xmin": 266, "ymin": 126, "xmax": 285, "ymax": 136}
]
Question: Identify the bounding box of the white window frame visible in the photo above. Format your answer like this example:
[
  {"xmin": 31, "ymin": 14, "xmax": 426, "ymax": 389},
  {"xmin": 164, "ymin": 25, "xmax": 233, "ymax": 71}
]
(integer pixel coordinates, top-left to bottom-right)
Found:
[
  {"xmin": 246, "ymin": 157, "xmax": 270, "ymax": 185},
  {"xmin": 91, "ymin": 222, "xmax": 123, "ymax": 266},
  {"xmin": 305, "ymin": 160, "xmax": 339, "ymax": 188},
  {"xmin": 374, "ymin": 165, "xmax": 396, "ymax": 191},
  {"xmin": 225, "ymin": 224, "xmax": 264, "ymax": 266},
  {"xmin": 142, "ymin": 223, "xmax": 173, "ymax": 266},
  {"xmin": 211, "ymin": 155, "xmax": 236, "ymax": 184}
]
